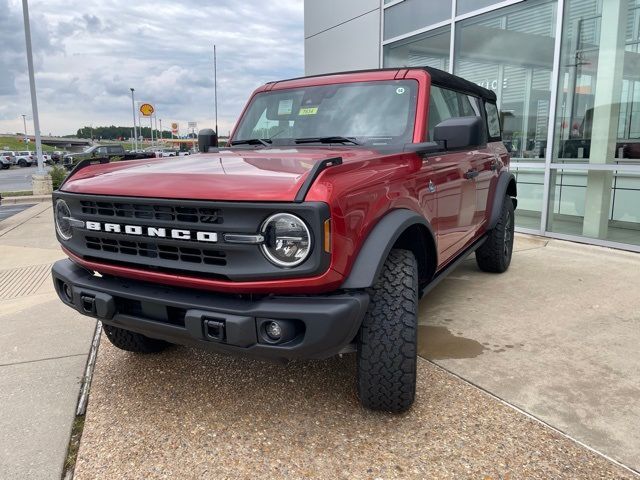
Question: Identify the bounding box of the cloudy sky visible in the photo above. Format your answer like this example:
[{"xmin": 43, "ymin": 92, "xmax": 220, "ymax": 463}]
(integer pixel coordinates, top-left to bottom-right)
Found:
[{"xmin": 0, "ymin": 0, "xmax": 303, "ymax": 137}]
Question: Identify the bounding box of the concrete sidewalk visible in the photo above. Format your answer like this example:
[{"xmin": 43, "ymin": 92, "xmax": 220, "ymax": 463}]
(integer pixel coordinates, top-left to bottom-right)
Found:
[{"xmin": 0, "ymin": 203, "xmax": 96, "ymax": 479}]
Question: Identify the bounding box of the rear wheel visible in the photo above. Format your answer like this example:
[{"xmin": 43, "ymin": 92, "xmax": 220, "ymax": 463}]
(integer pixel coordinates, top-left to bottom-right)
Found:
[
  {"xmin": 357, "ymin": 249, "xmax": 418, "ymax": 412},
  {"xmin": 476, "ymin": 195, "xmax": 515, "ymax": 273},
  {"xmin": 103, "ymin": 324, "xmax": 169, "ymax": 353},
  {"xmin": 18, "ymin": 159, "xmax": 27, "ymax": 167}
]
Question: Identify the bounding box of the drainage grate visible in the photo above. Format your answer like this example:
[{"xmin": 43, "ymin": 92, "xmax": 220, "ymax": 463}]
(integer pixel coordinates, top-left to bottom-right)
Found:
[{"xmin": 0, "ymin": 263, "xmax": 53, "ymax": 300}]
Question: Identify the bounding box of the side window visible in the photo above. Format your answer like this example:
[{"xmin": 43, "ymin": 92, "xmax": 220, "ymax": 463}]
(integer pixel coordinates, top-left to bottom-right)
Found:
[
  {"xmin": 96, "ymin": 147, "xmax": 108, "ymax": 155},
  {"xmin": 485, "ymin": 102, "xmax": 502, "ymax": 139},
  {"xmin": 107, "ymin": 146, "xmax": 120, "ymax": 154},
  {"xmin": 428, "ymin": 87, "xmax": 482, "ymax": 140}
]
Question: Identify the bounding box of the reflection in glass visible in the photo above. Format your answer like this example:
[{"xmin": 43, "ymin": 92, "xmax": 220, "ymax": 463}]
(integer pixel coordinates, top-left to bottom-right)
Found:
[
  {"xmin": 383, "ymin": 26, "xmax": 451, "ymax": 71},
  {"xmin": 453, "ymin": 0, "xmax": 557, "ymax": 230},
  {"xmin": 383, "ymin": 0, "xmax": 452, "ymax": 40},
  {"xmin": 547, "ymin": 169, "xmax": 640, "ymax": 246},
  {"xmin": 549, "ymin": 0, "xmax": 640, "ymax": 242}
]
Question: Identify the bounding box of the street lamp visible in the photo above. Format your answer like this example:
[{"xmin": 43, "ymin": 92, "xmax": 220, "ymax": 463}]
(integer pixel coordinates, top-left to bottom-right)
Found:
[
  {"xmin": 130, "ymin": 88, "xmax": 138, "ymax": 151},
  {"xmin": 21, "ymin": 0, "xmax": 45, "ymax": 178},
  {"xmin": 21, "ymin": 114, "xmax": 27, "ymax": 142}
]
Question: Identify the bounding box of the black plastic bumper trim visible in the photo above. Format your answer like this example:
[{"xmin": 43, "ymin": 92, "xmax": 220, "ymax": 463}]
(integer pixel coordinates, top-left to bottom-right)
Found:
[{"xmin": 52, "ymin": 259, "xmax": 368, "ymax": 361}]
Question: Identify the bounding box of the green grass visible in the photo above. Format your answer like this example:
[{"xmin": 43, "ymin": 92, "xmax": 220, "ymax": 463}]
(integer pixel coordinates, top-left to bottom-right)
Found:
[
  {"xmin": 0, "ymin": 136, "xmax": 55, "ymax": 152},
  {"xmin": 1, "ymin": 190, "xmax": 34, "ymax": 197},
  {"xmin": 63, "ymin": 415, "xmax": 85, "ymax": 473}
]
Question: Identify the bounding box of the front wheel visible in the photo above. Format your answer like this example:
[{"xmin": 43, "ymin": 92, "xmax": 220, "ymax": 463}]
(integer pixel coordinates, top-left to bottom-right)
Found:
[
  {"xmin": 357, "ymin": 249, "xmax": 418, "ymax": 413},
  {"xmin": 18, "ymin": 159, "xmax": 27, "ymax": 167},
  {"xmin": 475, "ymin": 195, "xmax": 515, "ymax": 273},
  {"xmin": 103, "ymin": 324, "xmax": 170, "ymax": 353}
]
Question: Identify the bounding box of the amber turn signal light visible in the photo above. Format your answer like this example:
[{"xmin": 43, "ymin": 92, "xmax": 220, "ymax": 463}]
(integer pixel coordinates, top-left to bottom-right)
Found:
[{"xmin": 323, "ymin": 219, "xmax": 331, "ymax": 253}]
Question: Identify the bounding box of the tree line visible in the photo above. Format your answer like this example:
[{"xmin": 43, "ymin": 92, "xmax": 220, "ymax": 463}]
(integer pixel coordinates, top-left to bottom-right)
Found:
[{"xmin": 70, "ymin": 125, "xmax": 170, "ymax": 140}]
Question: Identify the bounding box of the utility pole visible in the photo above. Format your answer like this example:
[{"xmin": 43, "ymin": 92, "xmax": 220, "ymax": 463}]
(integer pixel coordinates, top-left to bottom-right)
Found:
[
  {"xmin": 21, "ymin": 0, "xmax": 45, "ymax": 177},
  {"xmin": 159, "ymin": 119, "xmax": 162, "ymax": 141},
  {"xmin": 130, "ymin": 88, "xmax": 138, "ymax": 151}
]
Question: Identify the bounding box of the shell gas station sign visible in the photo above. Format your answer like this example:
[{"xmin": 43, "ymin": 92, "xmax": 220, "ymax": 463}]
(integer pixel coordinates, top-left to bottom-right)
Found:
[{"xmin": 139, "ymin": 103, "xmax": 155, "ymax": 117}]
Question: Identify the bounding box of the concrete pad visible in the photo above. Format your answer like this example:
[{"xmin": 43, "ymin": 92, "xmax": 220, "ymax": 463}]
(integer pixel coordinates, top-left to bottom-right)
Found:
[
  {"xmin": 419, "ymin": 235, "xmax": 640, "ymax": 470},
  {"xmin": 0, "ymin": 298, "xmax": 96, "ymax": 365},
  {"xmin": 73, "ymin": 340, "xmax": 635, "ymax": 480},
  {"xmin": 0, "ymin": 355, "xmax": 88, "ymax": 480},
  {"xmin": 0, "ymin": 245, "xmax": 64, "ymax": 270},
  {"xmin": 0, "ymin": 205, "xmax": 61, "ymax": 251}
]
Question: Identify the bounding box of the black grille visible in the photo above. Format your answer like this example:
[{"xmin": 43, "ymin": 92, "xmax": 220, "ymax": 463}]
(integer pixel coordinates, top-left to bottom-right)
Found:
[
  {"xmin": 85, "ymin": 236, "xmax": 227, "ymax": 265},
  {"xmin": 80, "ymin": 200, "xmax": 222, "ymax": 224}
]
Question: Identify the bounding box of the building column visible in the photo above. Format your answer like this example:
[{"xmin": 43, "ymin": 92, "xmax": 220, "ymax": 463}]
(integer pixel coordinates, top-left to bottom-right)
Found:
[{"xmin": 582, "ymin": 0, "xmax": 627, "ymax": 238}]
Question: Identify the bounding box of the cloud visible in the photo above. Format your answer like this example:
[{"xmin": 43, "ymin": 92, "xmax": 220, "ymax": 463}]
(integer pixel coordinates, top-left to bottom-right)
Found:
[{"xmin": 0, "ymin": 0, "xmax": 303, "ymax": 136}]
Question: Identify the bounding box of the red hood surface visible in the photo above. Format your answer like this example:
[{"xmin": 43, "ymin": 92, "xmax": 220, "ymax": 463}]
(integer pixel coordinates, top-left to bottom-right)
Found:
[{"xmin": 61, "ymin": 148, "xmax": 380, "ymax": 201}]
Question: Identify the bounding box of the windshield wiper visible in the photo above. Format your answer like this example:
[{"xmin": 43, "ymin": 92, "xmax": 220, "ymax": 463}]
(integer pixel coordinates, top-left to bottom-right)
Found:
[
  {"xmin": 295, "ymin": 136, "xmax": 361, "ymax": 146},
  {"xmin": 229, "ymin": 138, "xmax": 272, "ymax": 147}
]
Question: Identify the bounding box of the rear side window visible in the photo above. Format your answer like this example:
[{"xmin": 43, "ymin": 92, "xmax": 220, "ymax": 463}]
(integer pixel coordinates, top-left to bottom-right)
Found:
[
  {"xmin": 427, "ymin": 86, "xmax": 482, "ymax": 140},
  {"xmin": 485, "ymin": 102, "xmax": 501, "ymax": 139}
]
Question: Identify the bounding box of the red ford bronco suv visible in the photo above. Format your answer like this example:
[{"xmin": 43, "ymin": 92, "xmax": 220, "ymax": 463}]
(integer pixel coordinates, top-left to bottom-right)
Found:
[{"xmin": 51, "ymin": 67, "xmax": 516, "ymax": 412}]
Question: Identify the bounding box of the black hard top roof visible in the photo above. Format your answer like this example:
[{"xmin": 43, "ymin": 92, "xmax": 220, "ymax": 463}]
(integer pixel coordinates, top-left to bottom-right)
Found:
[{"xmin": 271, "ymin": 66, "xmax": 497, "ymax": 102}]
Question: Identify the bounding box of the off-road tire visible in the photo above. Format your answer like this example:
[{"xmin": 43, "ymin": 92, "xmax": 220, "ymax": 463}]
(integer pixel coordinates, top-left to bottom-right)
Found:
[
  {"xmin": 18, "ymin": 159, "xmax": 27, "ymax": 167},
  {"xmin": 103, "ymin": 324, "xmax": 169, "ymax": 353},
  {"xmin": 476, "ymin": 195, "xmax": 515, "ymax": 273},
  {"xmin": 357, "ymin": 249, "xmax": 418, "ymax": 412}
]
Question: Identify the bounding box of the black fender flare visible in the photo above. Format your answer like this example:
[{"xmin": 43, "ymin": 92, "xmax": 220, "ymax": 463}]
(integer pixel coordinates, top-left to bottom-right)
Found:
[
  {"xmin": 488, "ymin": 171, "xmax": 517, "ymax": 230},
  {"xmin": 341, "ymin": 209, "xmax": 434, "ymax": 290}
]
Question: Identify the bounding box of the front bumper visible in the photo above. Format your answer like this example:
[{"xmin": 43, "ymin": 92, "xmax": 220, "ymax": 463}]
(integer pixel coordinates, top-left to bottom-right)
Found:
[{"xmin": 52, "ymin": 259, "xmax": 368, "ymax": 360}]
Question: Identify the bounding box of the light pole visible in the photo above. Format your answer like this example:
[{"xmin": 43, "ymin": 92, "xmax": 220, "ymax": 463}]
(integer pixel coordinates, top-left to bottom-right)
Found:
[
  {"xmin": 130, "ymin": 88, "xmax": 138, "ymax": 151},
  {"xmin": 159, "ymin": 119, "xmax": 162, "ymax": 142},
  {"xmin": 21, "ymin": 114, "xmax": 27, "ymax": 142},
  {"xmin": 21, "ymin": 0, "xmax": 45, "ymax": 177}
]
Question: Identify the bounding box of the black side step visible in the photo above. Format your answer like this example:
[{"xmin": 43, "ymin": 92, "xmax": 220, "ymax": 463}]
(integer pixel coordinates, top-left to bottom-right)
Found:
[
  {"xmin": 294, "ymin": 157, "xmax": 342, "ymax": 203},
  {"xmin": 420, "ymin": 235, "xmax": 487, "ymax": 298}
]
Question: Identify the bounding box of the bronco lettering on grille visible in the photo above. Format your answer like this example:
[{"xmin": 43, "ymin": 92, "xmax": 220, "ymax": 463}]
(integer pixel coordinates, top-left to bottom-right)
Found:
[{"xmin": 84, "ymin": 221, "xmax": 218, "ymax": 242}]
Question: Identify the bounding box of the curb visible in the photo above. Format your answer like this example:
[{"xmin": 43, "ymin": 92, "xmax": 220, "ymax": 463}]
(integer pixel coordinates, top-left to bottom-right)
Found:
[{"xmin": 0, "ymin": 194, "xmax": 51, "ymax": 205}]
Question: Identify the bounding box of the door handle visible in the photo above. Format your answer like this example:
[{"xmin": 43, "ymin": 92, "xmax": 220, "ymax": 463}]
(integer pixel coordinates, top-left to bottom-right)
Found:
[{"xmin": 463, "ymin": 169, "xmax": 479, "ymax": 179}]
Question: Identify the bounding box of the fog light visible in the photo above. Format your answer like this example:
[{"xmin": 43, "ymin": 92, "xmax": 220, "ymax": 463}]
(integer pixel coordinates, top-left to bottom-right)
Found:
[
  {"xmin": 265, "ymin": 321, "xmax": 282, "ymax": 340},
  {"xmin": 62, "ymin": 283, "xmax": 73, "ymax": 302}
]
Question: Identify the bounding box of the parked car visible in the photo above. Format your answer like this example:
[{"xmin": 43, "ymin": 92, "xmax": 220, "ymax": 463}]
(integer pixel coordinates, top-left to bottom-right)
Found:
[
  {"xmin": 63, "ymin": 144, "xmax": 155, "ymax": 168},
  {"xmin": 51, "ymin": 66, "xmax": 516, "ymax": 412},
  {"xmin": 51, "ymin": 151, "xmax": 67, "ymax": 164},
  {"xmin": 15, "ymin": 151, "xmax": 35, "ymax": 167},
  {"xmin": 0, "ymin": 151, "xmax": 15, "ymax": 169}
]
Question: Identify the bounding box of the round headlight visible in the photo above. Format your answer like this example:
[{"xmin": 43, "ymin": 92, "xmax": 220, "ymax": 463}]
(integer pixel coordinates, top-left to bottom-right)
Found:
[
  {"xmin": 55, "ymin": 199, "xmax": 73, "ymax": 240},
  {"xmin": 260, "ymin": 213, "xmax": 311, "ymax": 267}
]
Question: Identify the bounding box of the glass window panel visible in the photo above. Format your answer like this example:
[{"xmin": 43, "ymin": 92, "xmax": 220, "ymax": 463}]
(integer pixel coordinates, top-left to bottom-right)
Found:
[
  {"xmin": 383, "ymin": 25, "xmax": 450, "ymax": 71},
  {"xmin": 453, "ymin": 0, "xmax": 557, "ymax": 230},
  {"xmin": 547, "ymin": 169, "xmax": 640, "ymax": 246},
  {"xmin": 547, "ymin": 0, "xmax": 640, "ymax": 248},
  {"xmin": 457, "ymin": 0, "xmax": 521, "ymax": 16},
  {"xmin": 383, "ymin": 0, "xmax": 452, "ymax": 40}
]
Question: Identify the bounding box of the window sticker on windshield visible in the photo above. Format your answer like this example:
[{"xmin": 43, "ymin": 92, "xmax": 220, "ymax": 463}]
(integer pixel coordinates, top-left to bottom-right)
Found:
[
  {"xmin": 396, "ymin": 87, "xmax": 406, "ymax": 95},
  {"xmin": 299, "ymin": 106, "xmax": 318, "ymax": 116},
  {"xmin": 277, "ymin": 99, "xmax": 293, "ymax": 115}
]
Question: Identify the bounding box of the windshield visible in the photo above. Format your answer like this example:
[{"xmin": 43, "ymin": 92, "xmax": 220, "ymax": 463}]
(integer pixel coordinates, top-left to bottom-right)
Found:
[{"xmin": 233, "ymin": 80, "xmax": 418, "ymax": 146}]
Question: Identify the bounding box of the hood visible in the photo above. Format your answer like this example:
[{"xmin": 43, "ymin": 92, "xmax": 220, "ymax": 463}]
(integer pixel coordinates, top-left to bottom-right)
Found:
[{"xmin": 61, "ymin": 147, "xmax": 380, "ymax": 202}]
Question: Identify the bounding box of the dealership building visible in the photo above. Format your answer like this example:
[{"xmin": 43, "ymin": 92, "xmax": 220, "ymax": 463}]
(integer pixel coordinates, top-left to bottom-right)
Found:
[{"xmin": 304, "ymin": 0, "xmax": 640, "ymax": 251}]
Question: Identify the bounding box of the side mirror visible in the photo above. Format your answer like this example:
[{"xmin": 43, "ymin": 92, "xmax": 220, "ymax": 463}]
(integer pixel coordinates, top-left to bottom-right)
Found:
[
  {"xmin": 433, "ymin": 116, "xmax": 484, "ymax": 150},
  {"xmin": 198, "ymin": 128, "xmax": 218, "ymax": 153}
]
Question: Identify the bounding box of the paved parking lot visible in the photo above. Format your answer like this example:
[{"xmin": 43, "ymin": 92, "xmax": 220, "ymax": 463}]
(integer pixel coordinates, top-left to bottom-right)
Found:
[
  {"xmin": 0, "ymin": 165, "xmax": 51, "ymax": 192},
  {"xmin": 0, "ymin": 203, "xmax": 35, "ymax": 222},
  {"xmin": 71, "ymin": 235, "xmax": 640, "ymax": 479}
]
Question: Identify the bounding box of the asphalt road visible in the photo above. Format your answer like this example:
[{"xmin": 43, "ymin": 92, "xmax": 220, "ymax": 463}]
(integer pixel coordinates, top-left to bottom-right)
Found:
[
  {"xmin": 0, "ymin": 166, "xmax": 51, "ymax": 193},
  {"xmin": 0, "ymin": 203, "xmax": 35, "ymax": 222}
]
